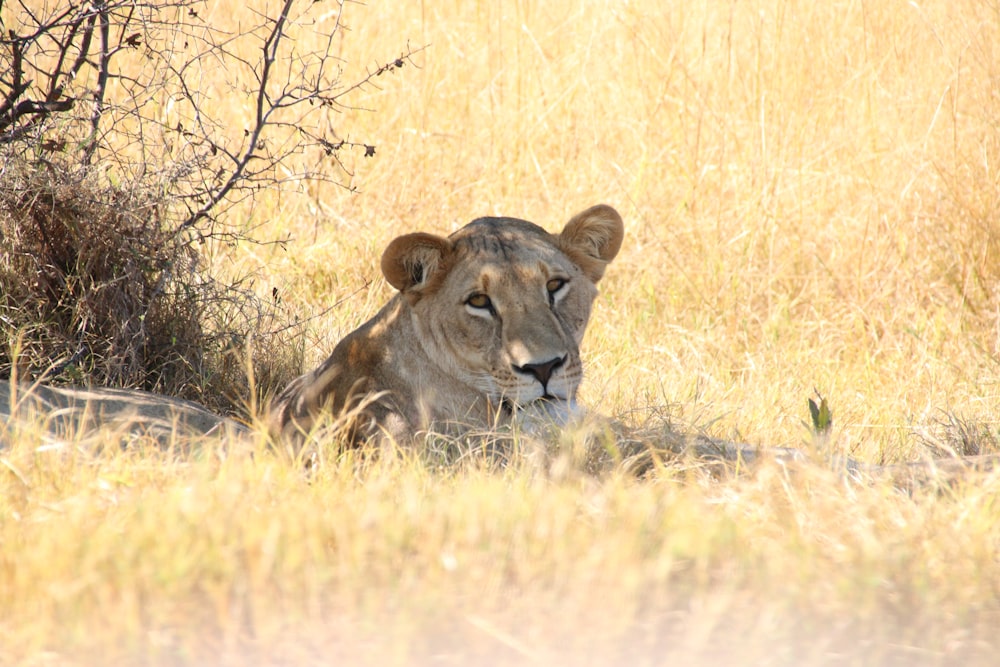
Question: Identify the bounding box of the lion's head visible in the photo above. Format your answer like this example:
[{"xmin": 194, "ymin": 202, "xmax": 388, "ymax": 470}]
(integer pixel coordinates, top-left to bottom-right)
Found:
[
  {"xmin": 270, "ymin": 204, "xmax": 624, "ymax": 444},
  {"xmin": 381, "ymin": 203, "xmax": 623, "ymax": 411}
]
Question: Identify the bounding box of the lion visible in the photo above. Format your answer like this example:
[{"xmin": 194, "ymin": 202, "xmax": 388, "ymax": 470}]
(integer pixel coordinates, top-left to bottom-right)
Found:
[{"xmin": 268, "ymin": 203, "xmax": 624, "ymax": 446}]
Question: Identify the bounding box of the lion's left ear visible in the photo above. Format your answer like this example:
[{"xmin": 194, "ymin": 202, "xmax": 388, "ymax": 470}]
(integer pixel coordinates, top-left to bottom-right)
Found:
[
  {"xmin": 558, "ymin": 204, "xmax": 624, "ymax": 283},
  {"xmin": 381, "ymin": 232, "xmax": 453, "ymax": 295}
]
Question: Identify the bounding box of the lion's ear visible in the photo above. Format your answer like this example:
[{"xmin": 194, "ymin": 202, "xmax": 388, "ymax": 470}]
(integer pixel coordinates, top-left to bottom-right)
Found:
[
  {"xmin": 381, "ymin": 232, "xmax": 453, "ymax": 293},
  {"xmin": 558, "ymin": 204, "xmax": 624, "ymax": 283}
]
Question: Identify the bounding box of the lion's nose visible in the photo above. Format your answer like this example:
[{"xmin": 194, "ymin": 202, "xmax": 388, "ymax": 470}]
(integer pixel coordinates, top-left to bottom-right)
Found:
[{"xmin": 513, "ymin": 355, "xmax": 566, "ymax": 389}]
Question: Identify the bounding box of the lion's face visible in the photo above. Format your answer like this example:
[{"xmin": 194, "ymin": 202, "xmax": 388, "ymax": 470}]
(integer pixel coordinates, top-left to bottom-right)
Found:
[{"xmin": 381, "ymin": 204, "xmax": 623, "ymax": 414}]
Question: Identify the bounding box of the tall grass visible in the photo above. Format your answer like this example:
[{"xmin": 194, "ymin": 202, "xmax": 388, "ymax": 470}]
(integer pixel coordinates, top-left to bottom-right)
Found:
[
  {"xmin": 4, "ymin": 0, "xmax": 1000, "ymax": 665},
  {"xmin": 248, "ymin": 0, "xmax": 1000, "ymax": 459}
]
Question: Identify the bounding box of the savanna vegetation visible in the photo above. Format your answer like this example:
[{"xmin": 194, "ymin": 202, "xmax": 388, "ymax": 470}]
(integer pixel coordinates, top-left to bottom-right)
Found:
[{"xmin": 2, "ymin": 0, "xmax": 1000, "ymax": 665}]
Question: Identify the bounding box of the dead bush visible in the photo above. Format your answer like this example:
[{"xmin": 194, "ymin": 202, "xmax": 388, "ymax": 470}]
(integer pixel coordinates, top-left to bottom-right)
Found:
[
  {"xmin": 0, "ymin": 158, "xmax": 290, "ymax": 412},
  {"xmin": 0, "ymin": 0, "xmax": 417, "ymax": 414}
]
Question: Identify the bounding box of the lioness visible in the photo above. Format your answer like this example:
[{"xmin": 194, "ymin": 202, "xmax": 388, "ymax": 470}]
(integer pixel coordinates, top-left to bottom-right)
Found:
[{"xmin": 269, "ymin": 204, "xmax": 624, "ymax": 446}]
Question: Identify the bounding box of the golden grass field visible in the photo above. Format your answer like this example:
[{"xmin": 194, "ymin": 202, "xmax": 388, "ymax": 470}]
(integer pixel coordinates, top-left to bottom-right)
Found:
[{"xmin": 4, "ymin": 0, "xmax": 1000, "ymax": 665}]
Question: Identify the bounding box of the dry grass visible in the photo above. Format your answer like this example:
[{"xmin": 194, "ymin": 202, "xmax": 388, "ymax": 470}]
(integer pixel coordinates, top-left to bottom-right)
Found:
[{"xmin": 4, "ymin": 0, "xmax": 1000, "ymax": 665}]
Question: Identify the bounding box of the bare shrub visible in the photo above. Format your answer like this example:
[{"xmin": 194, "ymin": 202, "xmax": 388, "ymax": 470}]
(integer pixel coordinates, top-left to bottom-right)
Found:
[
  {"xmin": 0, "ymin": 0, "xmax": 418, "ymax": 412},
  {"xmin": 0, "ymin": 159, "xmax": 264, "ymax": 412}
]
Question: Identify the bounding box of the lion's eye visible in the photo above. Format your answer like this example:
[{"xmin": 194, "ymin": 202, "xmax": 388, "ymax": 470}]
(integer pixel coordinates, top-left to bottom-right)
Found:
[
  {"xmin": 546, "ymin": 278, "xmax": 567, "ymax": 294},
  {"xmin": 466, "ymin": 293, "xmax": 492, "ymax": 310}
]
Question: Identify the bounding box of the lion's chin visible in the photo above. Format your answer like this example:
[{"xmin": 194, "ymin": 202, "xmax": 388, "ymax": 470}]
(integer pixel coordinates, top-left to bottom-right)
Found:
[{"xmin": 515, "ymin": 396, "xmax": 585, "ymax": 431}]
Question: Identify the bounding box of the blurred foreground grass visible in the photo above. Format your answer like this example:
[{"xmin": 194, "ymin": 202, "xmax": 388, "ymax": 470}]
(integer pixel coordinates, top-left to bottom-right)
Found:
[{"xmin": 3, "ymin": 434, "xmax": 1000, "ymax": 666}]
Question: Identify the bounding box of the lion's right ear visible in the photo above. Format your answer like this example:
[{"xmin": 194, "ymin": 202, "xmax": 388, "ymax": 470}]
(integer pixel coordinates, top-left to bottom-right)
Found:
[{"xmin": 381, "ymin": 232, "xmax": 453, "ymax": 293}]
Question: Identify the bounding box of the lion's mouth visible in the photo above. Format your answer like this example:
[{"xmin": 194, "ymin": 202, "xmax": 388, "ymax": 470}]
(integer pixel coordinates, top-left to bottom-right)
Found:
[
  {"xmin": 501, "ymin": 395, "xmax": 583, "ymax": 430},
  {"xmin": 499, "ymin": 393, "xmax": 568, "ymax": 411}
]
